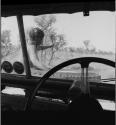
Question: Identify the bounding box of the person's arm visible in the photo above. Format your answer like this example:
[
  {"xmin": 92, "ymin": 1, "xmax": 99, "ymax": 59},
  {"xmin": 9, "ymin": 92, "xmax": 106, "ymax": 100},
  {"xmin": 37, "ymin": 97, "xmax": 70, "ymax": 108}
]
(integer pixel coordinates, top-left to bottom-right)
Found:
[{"xmin": 37, "ymin": 44, "xmax": 54, "ymax": 50}]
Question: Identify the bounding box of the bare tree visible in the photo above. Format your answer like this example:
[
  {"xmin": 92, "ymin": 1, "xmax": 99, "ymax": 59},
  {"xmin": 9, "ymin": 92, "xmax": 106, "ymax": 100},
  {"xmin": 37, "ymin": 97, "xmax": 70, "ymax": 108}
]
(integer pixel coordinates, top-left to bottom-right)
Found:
[
  {"xmin": 83, "ymin": 40, "xmax": 90, "ymax": 51},
  {"xmin": 34, "ymin": 15, "xmax": 66, "ymax": 67},
  {"xmin": 48, "ymin": 34, "xmax": 66, "ymax": 66},
  {"xmin": 1, "ymin": 30, "xmax": 11, "ymax": 47},
  {"xmin": 1, "ymin": 30, "xmax": 13, "ymax": 57},
  {"xmin": 34, "ymin": 15, "xmax": 56, "ymax": 31}
]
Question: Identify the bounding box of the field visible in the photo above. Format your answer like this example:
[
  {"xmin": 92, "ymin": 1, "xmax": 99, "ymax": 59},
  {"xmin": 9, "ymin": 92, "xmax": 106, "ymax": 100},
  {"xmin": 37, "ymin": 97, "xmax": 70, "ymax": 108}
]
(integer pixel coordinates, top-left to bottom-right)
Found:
[{"xmin": 2, "ymin": 48, "xmax": 115, "ymax": 83}]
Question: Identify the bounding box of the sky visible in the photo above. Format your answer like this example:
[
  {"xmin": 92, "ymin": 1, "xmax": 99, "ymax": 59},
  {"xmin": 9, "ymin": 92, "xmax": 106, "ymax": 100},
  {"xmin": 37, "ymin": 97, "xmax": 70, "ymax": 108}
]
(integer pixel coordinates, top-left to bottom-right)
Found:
[{"xmin": 1, "ymin": 11, "xmax": 115, "ymax": 53}]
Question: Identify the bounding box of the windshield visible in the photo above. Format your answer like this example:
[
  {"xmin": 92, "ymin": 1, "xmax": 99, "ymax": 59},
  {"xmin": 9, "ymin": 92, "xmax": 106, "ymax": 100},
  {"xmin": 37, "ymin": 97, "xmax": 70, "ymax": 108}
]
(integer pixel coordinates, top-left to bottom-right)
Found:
[{"xmin": 1, "ymin": 11, "xmax": 115, "ymax": 83}]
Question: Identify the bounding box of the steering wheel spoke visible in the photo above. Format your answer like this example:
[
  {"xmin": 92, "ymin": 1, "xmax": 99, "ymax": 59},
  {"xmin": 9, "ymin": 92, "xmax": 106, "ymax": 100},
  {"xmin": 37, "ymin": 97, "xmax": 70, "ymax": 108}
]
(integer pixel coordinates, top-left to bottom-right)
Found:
[{"xmin": 80, "ymin": 67, "xmax": 90, "ymax": 95}]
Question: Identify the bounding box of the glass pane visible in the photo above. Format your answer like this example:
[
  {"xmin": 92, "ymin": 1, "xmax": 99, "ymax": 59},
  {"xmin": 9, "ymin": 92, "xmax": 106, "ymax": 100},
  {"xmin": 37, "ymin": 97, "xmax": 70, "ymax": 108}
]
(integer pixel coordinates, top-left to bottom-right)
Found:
[
  {"xmin": 1, "ymin": 16, "xmax": 26, "ymax": 75},
  {"xmin": 51, "ymin": 64, "xmax": 81, "ymax": 80},
  {"xmin": 88, "ymin": 63, "xmax": 115, "ymax": 84},
  {"xmin": 23, "ymin": 11, "xmax": 115, "ymax": 81}
]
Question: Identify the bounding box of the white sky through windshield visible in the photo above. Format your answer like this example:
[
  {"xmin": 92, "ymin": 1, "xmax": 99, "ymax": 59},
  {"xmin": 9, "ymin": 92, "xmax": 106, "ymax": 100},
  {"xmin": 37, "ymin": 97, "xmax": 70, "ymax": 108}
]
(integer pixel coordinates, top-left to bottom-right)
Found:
[{"xmin": 1, "ymin": 11, "xmax": 115, "ymax": 53}]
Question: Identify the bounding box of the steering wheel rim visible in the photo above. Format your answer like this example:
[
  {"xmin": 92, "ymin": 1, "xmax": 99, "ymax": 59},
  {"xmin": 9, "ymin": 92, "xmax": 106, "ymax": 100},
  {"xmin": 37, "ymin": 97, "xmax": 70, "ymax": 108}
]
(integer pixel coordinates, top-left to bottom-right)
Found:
[{"xmin": 25, "ymin": 57, "xmax": 115, "ymax": 111}]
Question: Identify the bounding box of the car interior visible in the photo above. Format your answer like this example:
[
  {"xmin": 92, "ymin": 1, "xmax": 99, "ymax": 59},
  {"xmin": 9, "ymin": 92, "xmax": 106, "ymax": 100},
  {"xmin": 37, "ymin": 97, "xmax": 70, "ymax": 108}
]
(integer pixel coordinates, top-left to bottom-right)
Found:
[{"xmin": 1, "ymin": 0, "xmax": 115, "ymax": 125}]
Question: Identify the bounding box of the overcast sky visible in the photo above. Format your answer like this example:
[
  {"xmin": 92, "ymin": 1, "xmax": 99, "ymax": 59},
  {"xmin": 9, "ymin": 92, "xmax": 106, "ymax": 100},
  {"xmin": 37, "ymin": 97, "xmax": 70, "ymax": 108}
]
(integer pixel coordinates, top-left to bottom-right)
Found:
[{"xmin": 2, "ymin": 11, "xmax": 115, "ymax": 53}]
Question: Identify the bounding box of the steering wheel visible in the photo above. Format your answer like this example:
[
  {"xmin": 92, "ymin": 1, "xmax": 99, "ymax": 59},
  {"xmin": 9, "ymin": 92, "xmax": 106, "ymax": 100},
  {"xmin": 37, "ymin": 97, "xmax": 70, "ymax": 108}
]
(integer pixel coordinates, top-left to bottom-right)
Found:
[{"xmin": 25, "ymin": 57, "xmax": 115, "ymax": 111}]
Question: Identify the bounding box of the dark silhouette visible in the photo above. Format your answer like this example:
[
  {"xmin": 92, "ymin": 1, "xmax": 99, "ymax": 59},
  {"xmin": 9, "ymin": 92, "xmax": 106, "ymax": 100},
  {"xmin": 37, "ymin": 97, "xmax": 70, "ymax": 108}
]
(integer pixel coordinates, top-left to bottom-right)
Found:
[
  {"xmin": 67, "ymin": 81, "xmax": 103, "ymax": 123},
  {"xmin": 27, "ymin": 28, "xmax": 54, "ymax": 70}
]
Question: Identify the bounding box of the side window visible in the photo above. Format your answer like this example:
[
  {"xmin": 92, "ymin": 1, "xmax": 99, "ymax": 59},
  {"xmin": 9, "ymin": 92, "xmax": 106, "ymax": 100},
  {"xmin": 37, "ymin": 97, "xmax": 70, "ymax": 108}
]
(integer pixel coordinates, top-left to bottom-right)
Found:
[{"xmin": 1, "ymin": 16, "xmax": 25, "ymax": 75}]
